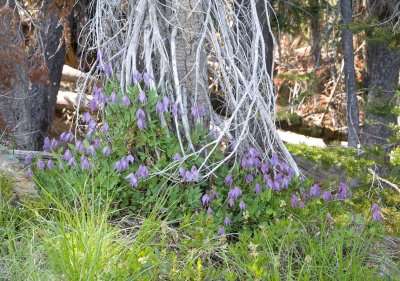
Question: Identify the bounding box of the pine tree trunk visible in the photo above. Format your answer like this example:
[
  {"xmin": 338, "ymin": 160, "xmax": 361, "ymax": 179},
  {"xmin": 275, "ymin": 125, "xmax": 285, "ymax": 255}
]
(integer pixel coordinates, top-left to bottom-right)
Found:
[
  {"xmin": 340, "ymin": 0, "xmax": 360, "ymax": 148},
  {"xmin": 0, "ymin": 0, "xmax": 67, "ymax": 150}
]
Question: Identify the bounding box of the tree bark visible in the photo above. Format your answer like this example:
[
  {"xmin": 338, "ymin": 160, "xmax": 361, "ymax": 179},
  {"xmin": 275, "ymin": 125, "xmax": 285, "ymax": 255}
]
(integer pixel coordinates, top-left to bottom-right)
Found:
[
  {"xmin": 0, "ymin": 0, "xmax": 68, "ymax": 150},
  {"xmin": 340, "ymin": 0, "xmax": 360, "ymax": 148},
  {"xmin": 362, "ymin": 1, "xmax": 400, "ymax": 147}
]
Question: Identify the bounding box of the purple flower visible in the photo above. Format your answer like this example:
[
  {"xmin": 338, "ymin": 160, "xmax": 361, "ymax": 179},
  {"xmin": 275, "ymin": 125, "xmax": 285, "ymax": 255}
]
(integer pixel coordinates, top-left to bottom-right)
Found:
[
  {"xmin": 291, "ymin": 194, "xmax": 298, "ymax": 208},
  {"xmin": 271, "ymin": 153, "xmax": 279, "ymax": 167},
  {"xmin": 25, "ymin": 167, "xmax": 33, "ymax": 178},
  {"xmin": 322, "ymin": 191, "xmax": 332, "ymax": 201},
  {"xmin": 264, "ymin": 175, "xmax": 273, "ymax": 189},
  {"xmin": 103, "ymin": 64, "xmax": 112, "ymax": 78},
  {"xmin": 184, "ymin": 171, "xmax": 193, "ymax": 182},
  {"xmin": 36, "ymin": 160, "xmax": 45, "ymax": 170},
  {"xmin": 83, "ymin": 113, "xmax": 91, "ymax": 123},
  {"xmin": 137, "ymin": 118, "xmax": 146, "ymax": 130},
  {"xmin": 67, "ymin": 157, "xmax": 77, "ymax": 168},
  {"xmin": 337, "ymin": 182, "xmax": 348, "ymax": 200},
  {"xmin": 241, "ymin": 157, "xmax": 250, "ymax": 169},
  {"xmin": 143, "ymin": 73, "xmax": 153, "ymax": 85},
  {"xmin": 191, "ymin": 166, "xmax": 200, "ymax": 182},
  {"xmin": 101, "ymin": 123, "xmax": 109, "ymax": 133},
  {"xmin": 162, "ymin": 96, "xmax": 170, "ymax": 110},
  {"xmin": 134, "ymin": 71, "xmax": 143, "ymax": 83},
  {"xmin": 126, "ymin": 173, "xmax": 139, "ymax": 188},
  {"xmin": 75, "ymin": 141, "xmax": 84, "ymax": 153},
  {"xmin": 126, "ymin": 154, "xmax": 134, "ymax": 164},
  {"xmin": 136, "ymin": 165, "xmax": 149, "ymax": 178},
  {"xmin": 115, "ymin": 159, "xmax": 128, "ymax": 172},
  {"xmin": 224, "ymin": 175, "xmax": 233, "ymax": 186},
  {"xmin": 191, "ymin": 106, "xmax": 199, "ymax": 122},
  {"xmin": 24, "ymin": 154, "xmax": 33, "ymax": 166},
  {"xmin": 244, "ymin": 174, "xmax": 254, "ymax": 184},
  {"xmin": 93, "ymin": 139, "xmax": 101, "ymax": 149},
  {"xmin": 60, "ymin": 132, "xmax": 67, "ymax": 142},
  {"xmin": 60, "ymin": 132, "xmax": 74, "ymax": 143},
  {"xmin": 254, "ymin": 183, "xmax": 262, "ymax": 194},
  {"xmin": 299, "ymin": 201, "xmax": 306, "ymax": 209},
  {"xmin": 97, "ymin": 50, "xmax": 103, "ymax": 63},
  {"xmin": 86, "ymin": 146, "xmax": 96, "ymax": 156},
  {"xmin": 136, "ymin": 108, "xmax": 145, "ymax": 120},
  {"xmin": 47, "ymin": 160, "xmax": 54, "ymax": 170},
  {"xmin": 224, "ymin": 216, "xmax": 231, "ymax": 226},
  {"xmin": 81, "ymin": 156, "xmax": 90, "ymax": 171},
  {"xmin": 198, "ymin": 104, "xmax": 206, "ymax": 117},
  {"xmin": 194, "ymin": 210, "xmax": 199, "ymax": 215},
  {"xmin": 210, "ymin": 190, "xmax": 218, "ymax": 200},
  {"xmin": 202, "ymin": 194, "xmax": 210, "ymax": 206},
  {"xmin": 108, "ymin": 92, "xmax": 118, "ymax": 104},
  {"xmin": 248, "ymin": 147, "xmax": 260, "ymax": 158},
  {"xmin": 179, "ymin": 167, "xmax": 186, "ymax": 178},
  {"xmin": 239, "ymin": 200, "xmax": 246, "ymax": 210},
  {"xmin": 156, "ymin": 101, "xmax": 165, "ymax": 116},
  {"xmin": 207, "ymin": 207, "xmax": 214, "ymax": 214},
  {"xmin": 43, "ymin": 137, "xmax": 51, "ymax": 152},
  {"xmin": 261, "ymin": 162, "xmax": 269, "ymax": 174},
  {"xmin": 227, "ymin": 197, "xmax": 235, "ymax": 207},
  {"xmin": 371, "ymin": 204, "xmax": 383, "ymax": 222},
  {"xmin": 217, "ymin": 228, "xmax": 225, "ymax": 235},
  {"xmin": 88, "ymin": 120, "xmax": 97, "ymax": 131},
  {"xmin": 50, "ymin": 138, "xmax": 58, "ymax": 150},
  {"xmin": 310, "ymin": 184, "xmax": 321, "ymax": 197},
  {"xmin": 120, "ymin": 95, "xmax": 131, "ymax": 107},
  {"xmin": 89, "ymin": 98, "xmax": 98, "ymax": 112},
  {"xmin": 173, "ymin": 153, "xmax": 181, "ymax": 161},
  {"xmin": 63, "ymin": 149, "xmax": 73, "ymax": 161},
  {"xmin": 102, "ymin": 146, "xmax": 111, "ymax": 156},
  {"xmin": 171, "ymin": 104, "xmax": 180, "ymax": 117},
  {"xmin": 138, "ymin": 91, "xmax": 147, "ymax": 104},
  {"xmin": 228, "ymin": 186, "xmax": 242, "ymax": 200}
]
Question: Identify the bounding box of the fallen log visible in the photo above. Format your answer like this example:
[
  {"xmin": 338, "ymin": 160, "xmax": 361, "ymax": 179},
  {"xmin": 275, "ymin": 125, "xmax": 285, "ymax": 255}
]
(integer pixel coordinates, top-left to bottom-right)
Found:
[
  {"xmin": 61, "ymin": 65, "xmax": 102, "ymax": 88},
  {"xmin": 56, "ymin": 91, "xmax": 92, "ymax": 112}
]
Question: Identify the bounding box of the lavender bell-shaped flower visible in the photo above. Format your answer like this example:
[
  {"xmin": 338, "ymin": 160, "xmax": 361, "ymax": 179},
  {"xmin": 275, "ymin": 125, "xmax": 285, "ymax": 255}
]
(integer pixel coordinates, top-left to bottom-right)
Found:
[
  {"xmin": 136, "ymin": 165, "xmax": 149, "ymax": 178},
  {"xmin": 120, "ymin": 95, "xmax": 131, "ymax": 107},
  {"xmin": 228, "ymin": 186, "xmax": 242, "ymax": 200},
  {"xmin": 126, "ymin": 154, "xmax": 134, "ymax": 164},
  {"xmin": 156, "ymin": 101, "xmax": 165, "ymax": 116},
  {"xmin": 254, "ymin": 183, "xmax": 262, "ymax": 194},
  {"xmin": 291, "ymin": 194, "xmax": 298, "ymax": 208},
  {"xmin": 81, "ymin": 156, "xmax": 90, "ymax": 171},
  {"xmin": 171, "ymin": 104, "xmax": 180, "ymax": 117},
  {"xmin": 108, "ymin": 92, "xmax": 118, "ymax": 104},
  {"xmin": 162, "ymin": 96, "xmax": 170, "ymax": 111},
  {"xmin": 143, "ymin": 73, "xmax": 153, "ymax": 85},
  {"xmin": 126, "ymin": 173, "xmax": 139, "ymax": 188},
  {"xmin": 47, "ymin": 160, "xmax": 54, "ymax": 170},
  {"xmin": 43, "ymin": 137, "xmax": 51, "ymax": 152},
  {"xmin": 371, "ymin": 204, "xmax": 383, "ymax": 222},
  {"xmin": 239, "ymin": 200, "xmax": 246, "ymax": 210},
  {"xmin": 36, "ymin": 160, "xmax": 45, "ymax": 170},
  {"xmin": 136, "ymin": 108, "xmax": 146, "ymax": 130},
  {"xmin": 224, "ymin": 216, "xmax": 231, "ymax": 226},
  {"xmin": 63, "ymin": 149, "xmax": 73, "ymax": 161},
  {"xmin": 101, "ymin": 123, "xmax": 109, "ymax": 133},
  {"xmin": 138, "ymin": 91, "xmax": 147, "ymax": 104},
  {"xmin": 337, "ymin": 182, "xmax": 348, "ymax": 200},
  {"xmin": 173, "ymin": 153, "xmax": 181, "ymax": 161},
  {"xmin": 24, "ymin": 154, "xmax": 33, "ymax": 166},
  {"xmin": 191, "ymin": 166, "xmax": 200, "ymax": 182},
  {"xmin": 227, "ymin": 197, "xmax": 235, "ymax": 207},
  {"xmin": 202, "ymin": 194, "xmax": 210, "ymax": 206},
  {"xmin": 217, "ymin": 228, "xmax": 225, "ymax": 236},
  {"xmin": 322, "ymin": 191, "xmax": 332, "ymax": 201},
  {"xmin": 310, "ymin": 184, "xmax": 322, "ymax": 197},
  {"xmin": 83, "ymin": 112, "xmax": 91, "ymax": 123},
  {"xmin": 102, "ymin": 146, "xmax": 111, "ymax": 156},
  {"xmin": 224, "ymin": 175, "xmax": 233, "ymax": 186},
  {"xmin": 134, "ymin": 71, "xmax": 143, "ymax": 83}
]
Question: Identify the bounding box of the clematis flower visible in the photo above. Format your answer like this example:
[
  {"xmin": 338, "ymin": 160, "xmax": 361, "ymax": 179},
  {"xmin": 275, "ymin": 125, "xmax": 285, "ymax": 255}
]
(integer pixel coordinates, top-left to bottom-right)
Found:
[
  {"xmin": 24, "ymin": 154, "xmax": 33, "ymax": 166},
  {"xmin": 143, "ymin": 73, "xmax": 153, "ymax": 85},
  {"xmin": 239, "ymin": 200, "xmax": 246, "ymax": 210},
  {"xmin": 120, "ymin": 95, "xmax": 131, "ymax": 107},
  {"xmin": 75, "ymin": 141, "xmax": 84, "ymax": 153},
  {"xmin": 63, "ymin": 149, "xmax": 73, "ymax": 161},
  {"xmin": 93, "ymin": 139, "xmax": 101, "ymax": 149},
  {"xmin": 254, "ymin": 183, "xmax": 261, "ymax": 194},
  {"xmin": 156, "ymin": 101, "xmax": 165, "ymax": 116},
  {"xmin": 337, "ymin": 182, "xmax": 348, "ymax": 200},
  {"xmin": 162, "ymin": 96, "xmax": 170, "ymax": 110},
  {"xmin": 224, "ymin": 216, "xmax": 231, "ymax": 226},
  {"xmin": 299, "ymin": 201, "xmax": 306, "ymax": 209},
  {"xmin": 126, "ymin": 154, "xmax": 134, "ymax": 164},
  {"xmin": 217, "ymin": 228, "xmax": 225, "ymax": 235},
  {"xmin": 47, "ymin": 160, "xmax": 54, "ymax": 170},
  {"xmin": 136, "ymin": 165, "xmax": 149, "ymax": 178},
  {"xmin": 102, "ymin": 146, "xmax": 110, "ymax": 156},
  {"xmin": 36, "ymin": 160, "xmax": 45, "ymax": 170},
  {"xmin": 83, "ymin": 112, "xmax": 91, "ymax": 123},
  {"xmin": 25, "ymin": 167, "xmax": 33, "ymax": 178},
  {"xmin": 173, "ymin": 153, "xmax": 181, "ymax": 161},
  {"xmin": 103, "ymin": 64, "xmax": 112, "ymax": 78},
  {"xmin": 137, "ymin": 118, "xmax": 146, "ymax": 130},
  {"xmin": 171, "ymin": 104, "xmax": 180, "ymax": 117},
  {"xmin": 108, "ymin": 92, "xmax": 118, "ymax": 104},
  {"xmin": 191, "ymin": 166, "xmax": 200, "ymax": 182},
  {"xmin": 322, "ymin": 191, "xmax": 332, "ymax": 201},
  {"xmin": 202, "ymin": 194, "xmax": 210, "ymax": 206},
  {"xmin": 43, "ymin": 137, "xmax": 51, "ymax": 152},
  {"xmin": 101, "ymin": 123, "xmax": 109, "ymax": 133},
  {"xmin": 224, "ymin": 175, "xmax": 233, "ymax": 186},
  {"xmin": 134, "ymin": 71, "xmax": 143, "ymax": 83},
  {"xmin": 227, "ymin": 197, "xmax": 235, "ymax": 207},
  {"xmin": 138, "ymin": 91, "xmax": 147, "ymax": 104},
  {"xmin": 310, "ymin": 184, "xmax": 321, "ymax": 197},
  {"xmin": 86, "ymin": 145, "xmax": 96, "ymax": 156},
  {"xmin": 228, "ymin": 186, "xmax": 242, "ymax": 200},
  {"xmin": 67, "ymin": 157, "xmax": 77, "ymax": 168},
  {"xmin": 371, "ymin": 204, "xmax": 383, "ymax": 222},
  {"xmin": 291, "ymin": 194, "xmax": 298, "ymax": 208},
  {"xmin": 261, "ymin": 162, "xmax": 269, "ymax": 174},
  {"xmin": 50, "ymin": 138, "xmax": 58, "ymax": 150},
  {"xmin": 210, "ymin": 190, "xmax": 218, "ymax": 200},
  {"xmin": 126, "ymin": 173, "xmax": 138, "ymax": 188},
  {"xmin": 244, "ymin": 174, "xmax": 254, "ymax": 184},
  {"xmin": 179, "ymin": 167, "xmax": 186, "ymax": 178},
  {"xmin": 81, "ymin": 156, "xmax": 90, "ymax": 171}
]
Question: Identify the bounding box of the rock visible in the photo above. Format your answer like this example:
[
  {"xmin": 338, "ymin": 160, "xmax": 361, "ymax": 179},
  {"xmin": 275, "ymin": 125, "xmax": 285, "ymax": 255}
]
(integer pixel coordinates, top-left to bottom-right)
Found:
[{"xmin": 0, "ymin": 145, "xmax": 39, "ymax": 200}]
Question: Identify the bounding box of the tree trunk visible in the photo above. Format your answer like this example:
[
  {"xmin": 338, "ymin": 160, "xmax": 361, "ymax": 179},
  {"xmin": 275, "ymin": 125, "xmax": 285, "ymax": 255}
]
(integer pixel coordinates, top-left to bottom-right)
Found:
[
  {"xmin": 310, "ymin": 0, "xmax": 321, "ymax": 66},
  {"xmin": 0, "ymin": 0, "xmax": 68, "ymax": 150},
  {"xmin": 340, "ymin": 0, "xmax": 360, "ymax": 148},
  {"xmin": 362, "ymin": 1, "xmax": 400, "ymax": 147}
]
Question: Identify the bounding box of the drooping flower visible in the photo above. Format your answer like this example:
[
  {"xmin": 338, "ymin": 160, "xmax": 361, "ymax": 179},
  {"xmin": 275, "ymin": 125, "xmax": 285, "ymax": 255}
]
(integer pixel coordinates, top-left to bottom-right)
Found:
[
  {"xmin": 337, "ymin": 182, "xmax": 348, "ymax": 200},
  {"xmin": 254, "ymin": 183, "xmax": 262, "ymax": 194},
  {"xmin": 173, "ymin": 153, "xmax": 181, "ymax": 161},
  {"xmin": 134, "ymin": 71, "xmax": 143, "ymax": 83},
  {"xmin": 244, "ymin": 174, "xmax": 254, "ymax": 184},
  {"xmin": 299, "ymin": 201, "xmax": 306, "ymax": 209},
  {"xmin": 138, "ymin": 91, "xmax": 147, "ymax": 104},
  {"xmin": 179, "ymin": 167, "xmax": 186, "ymax": 178},
  {"xmin": 143, "ymin": 73, "xmax": 153, "ymax": 85},
  {"xmin": 137, "ymin": 118, "xmax": 146, "ymax": 130},
  {"xmin": 83, "ymin": 112, "xmax": 91, "ymax": 123},
  {"xmin": 67, "ymin": 157, "xmax": 77, "ymax": 168},
  {"xmin": 43, "ymin": 137, "xmax": 51, "ymax": 152},
  {"xmin": 191, "ymin": 166, "xmax": 200, "ymax": 182},
  {"xmin": 47, "ymin": 160, "xmax": 54, "ymax": 170},
  {"xmin": 136, "ymin": 165, "xmax": 149, "ymax": 178},
  {"xmin": 63, "ymin": 149, "xmax": 73, "ymax": 161},
  {"xmin": 261, "ymin": 162, "xmax": 269, "ymax": 174},
  {"xmin": 103, "ymin": 64, "xmax": 112, "ymax": 78},
  {"xmin": 81, "ymin": 156, "xmax": 90, "ymax": 171},
  {"xmin": 207, "ymin": 207, "xmax": 214, "ymax": 214},
  {"xmin": 310, "ymin": 184, "xmax": 322, "ymax": 197},
  {"xmin": 126, "ymin": 154, "xmax": 134, "ymax": 164},
  {"xmin": 101, "ymin": 123, "xmax": 109, "ymax": 133},
  {"xmin": 102, "ymin": 146, "xmax": 110, "ymax": 156},
  {"xmin": 227, "ymin": 197, "xmax": 235, "ymax": 207},
  {"xmin": 36, "ymin": 160, "xmax": 45, "ymax": 170},
  {"xmin": 224, "ymin": 175, "xmax": 233, "ymax": 186},
  {"xmin": 108, "ymin": 92, "xmax": 118, "ymax": 104},
  {"xmin": 239, "ymin": 200, "xmax": 246, "ymax": 210},
  {"xmin": 156, "ymin": 101, "xmax": 165, "ymax": 116},
  {"xmin": 264, "ymin": 175, "xmax": 273, "ymax": 189},
  {"xmin": 115, "ymin": 158, "xmax": 128, "ymax": 172},
  {"xmin": 291, "ymin": 194, "xmax": 298, "ymax": 208},
  {"xmin": 224, "ymin": 216, "xmax": 231, "ymax": 226},
  {"xmin": 202, "ymin": 194, "xmax": 210, "ymax": 206},
  {"xmin": 271, "ymin": 153, "xmax": 279, "ymax": 167},
  {"xmin": 93, "ymin": 139, "xmax": 101, "ymax": 149},
  {"xmin": 371, "ymin": 204, "xmax": 383, "ymax": 222},
  {"xmin": 136, "ymin": 108, "xmax": 146, "ymax": 120},
  {"xmin": 24, "ymin": 154, "xmax": 33, "ymax": 166},
  {"xmin": 89, "ymin": 98, "xmax": 98, "ymax": 112},
  {"xmin": 171, "ymin": 104, "xmax": 180, "ymax": 117},
  {"xmin": 126, "ymin": 173, "xmax": 139, "ymax": 188},
  {"xmin": 74, "ymin": 141, "xmax": 84, "ymax": 153},
  {"xmin": 322, "ymin": 191, "xmax": 332, "ymax": 201},
  {"xmin": 60, "ymin": 131, "xmax": 74, "ymax": 143},
  {"xmin": 228, "ymin": 186, "xmax": 242, "ymax": 200},
  {"xmin": 217, "ymin": 228, "xmax": 225, "ymax": 236},
  {"xmin": 120, "ymin": 95, "xmax": 131, "ymax": 107},
  {"xmin": 210, "ymin": 190, "xmax": 218, "ymax": 200},
  {"xmin": 50, "ymin": 138, "xmax": 58, "ymax": 150},
  {"xmin": 162, "ymin": 96, "xmax": 170, "ymax": 110},
  {"xmin": 25, "ymin": 167, "xmax": 33, "ymax": 178},
  {"xmin": 240, "ymin": 157, "xmax": 250, "ymax": 169}
]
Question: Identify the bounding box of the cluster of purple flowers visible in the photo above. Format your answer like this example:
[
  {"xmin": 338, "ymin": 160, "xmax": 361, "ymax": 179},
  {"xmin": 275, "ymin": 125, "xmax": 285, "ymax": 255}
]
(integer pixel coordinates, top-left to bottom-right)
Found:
[
  {"xmin": 191, "ymin": 104, "xmax": 206, "ymax": 123},
  {"xmin": 43, "ymin": 137, "xmax": 58, "ymax": 152},
  {"xmin": 371, "ymin": 204, "xmax": 383, "ymax": 222},
  {"xmin": 179, "ymin": 166, "xmax": 200, "ymax": 182}
]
